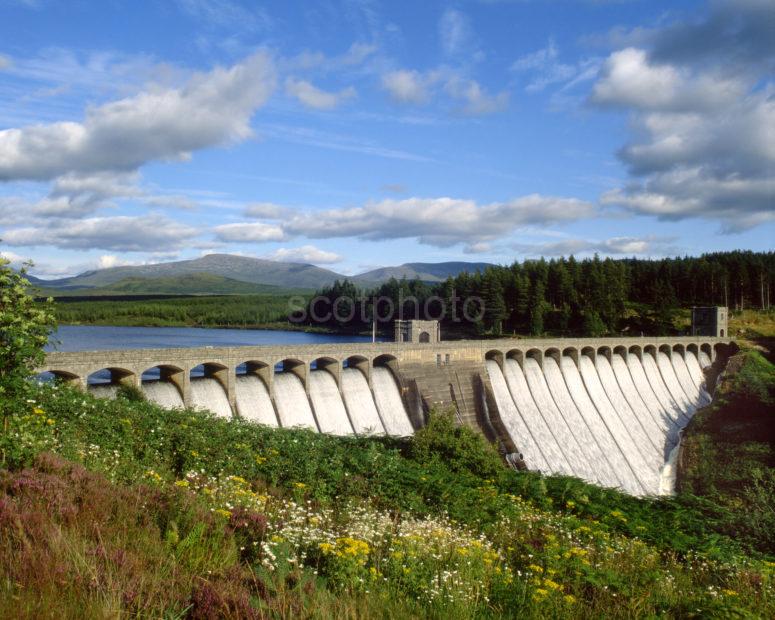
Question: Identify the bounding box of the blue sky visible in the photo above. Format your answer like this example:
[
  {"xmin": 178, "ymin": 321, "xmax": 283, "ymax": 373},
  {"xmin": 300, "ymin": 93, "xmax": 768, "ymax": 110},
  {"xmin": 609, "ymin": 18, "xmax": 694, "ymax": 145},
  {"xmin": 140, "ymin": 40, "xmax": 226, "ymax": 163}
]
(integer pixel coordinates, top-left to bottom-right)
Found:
[{"xmin": 0, "ymin": 0, "xmax": 772, "ymax": 278}]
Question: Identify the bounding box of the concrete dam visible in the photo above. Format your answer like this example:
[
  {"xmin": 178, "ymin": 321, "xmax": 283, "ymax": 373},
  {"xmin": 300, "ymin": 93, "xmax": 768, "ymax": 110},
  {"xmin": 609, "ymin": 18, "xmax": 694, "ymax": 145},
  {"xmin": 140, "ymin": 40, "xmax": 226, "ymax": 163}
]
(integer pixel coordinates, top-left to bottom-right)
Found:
[{"xmin": 40, "ymin": 335, "xmax": 731, "ymax": 496}]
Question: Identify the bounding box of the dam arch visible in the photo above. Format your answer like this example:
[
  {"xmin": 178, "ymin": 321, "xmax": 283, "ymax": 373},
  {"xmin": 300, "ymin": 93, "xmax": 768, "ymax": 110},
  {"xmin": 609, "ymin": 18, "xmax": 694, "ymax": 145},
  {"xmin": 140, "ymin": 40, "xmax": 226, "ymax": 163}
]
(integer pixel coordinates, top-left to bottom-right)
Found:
[
  {"xmin": 344, "ymin": 355, "xmax": 371, "ymax": 383},
  {"xmin": 276, "ymin": 358, "xmax": 308, "ymax": 387},
  {"xmin": 312, "ymin": 356, "xmax": 341, "ymax": 387},
  {"xmin": 526, "ymin": 348, "xmax": 543, "ymax": 369},
  {"xmin": 544, "ymin": 348, "xmax": 561, "ymax": 365},
  {"xmin": 38, "ymin": 369, "xmax": 82, "ymax": 387},
  {"xmin": 581, "ymin": 346, "xmax": 596, "ymax": 362},
  {"xmin": 562, "ymin": 347, "xmax": 578, "ymax": 365},
  {"xmin": 505, "ymin": 349, "xmax": 522, "ymax": 367},
  {"xmin": 628, "ymin": 345, "xmax": 643, "ymax": 360},
  {"xmin": 597, "ymin": 346, "xmax": 612, "ymax": 362},
  {"xmin": 86, "ymin": 366, "xmax": 136, "ymax": 386},
  {"xmin": 140, "ymin": 364, "xmax": 186, "ymax": 408}
]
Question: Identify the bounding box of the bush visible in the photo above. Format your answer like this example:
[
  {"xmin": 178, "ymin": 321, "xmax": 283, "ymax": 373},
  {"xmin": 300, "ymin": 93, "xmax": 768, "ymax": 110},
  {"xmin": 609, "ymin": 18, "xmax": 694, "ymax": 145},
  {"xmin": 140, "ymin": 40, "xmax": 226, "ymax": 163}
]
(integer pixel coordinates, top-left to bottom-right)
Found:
[
  {"xmin": 0, "ymin": 257, "xmax": 55, "ymax": 466},
  {"xmin": 410, "ymin": 409, "xmax": 504, "ymax": 480},
  {"xmin": 0, "ymin": 258, "xmax": 54, "ymax": 396}
]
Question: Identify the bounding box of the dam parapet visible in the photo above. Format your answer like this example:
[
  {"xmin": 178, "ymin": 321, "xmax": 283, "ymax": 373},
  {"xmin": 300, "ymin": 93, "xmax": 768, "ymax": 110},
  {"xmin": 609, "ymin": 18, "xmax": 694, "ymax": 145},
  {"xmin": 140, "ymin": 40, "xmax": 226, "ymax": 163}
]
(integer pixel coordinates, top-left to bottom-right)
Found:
[{"xmin": 39, "ymin": 335, "xmax": 732, "ymax": 495}]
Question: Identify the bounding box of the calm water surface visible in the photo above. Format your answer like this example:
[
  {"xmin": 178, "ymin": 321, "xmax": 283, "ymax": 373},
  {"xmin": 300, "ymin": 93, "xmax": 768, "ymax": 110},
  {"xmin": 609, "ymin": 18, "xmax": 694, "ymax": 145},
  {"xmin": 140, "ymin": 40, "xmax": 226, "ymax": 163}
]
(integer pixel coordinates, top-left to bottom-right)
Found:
[{"xmin": 47, "ymin": 325, "xmax": 381, "ymax": 352}]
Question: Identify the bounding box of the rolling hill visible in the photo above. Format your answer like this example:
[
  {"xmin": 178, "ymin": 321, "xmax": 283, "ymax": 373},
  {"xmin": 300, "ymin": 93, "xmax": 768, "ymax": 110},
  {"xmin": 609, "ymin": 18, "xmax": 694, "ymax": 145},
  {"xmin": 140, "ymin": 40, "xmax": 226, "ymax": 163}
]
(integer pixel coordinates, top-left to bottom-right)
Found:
[
  {"xmin": 33, "ymin": 273, "xmax": 289, "ymax": 297},
  {"xmin": 353, "ymin": 261, "xmax": 493, "ymax": 285},
  {"xmin": 28, "ymin": 255, "xmax": 496, "ymax": 295}
]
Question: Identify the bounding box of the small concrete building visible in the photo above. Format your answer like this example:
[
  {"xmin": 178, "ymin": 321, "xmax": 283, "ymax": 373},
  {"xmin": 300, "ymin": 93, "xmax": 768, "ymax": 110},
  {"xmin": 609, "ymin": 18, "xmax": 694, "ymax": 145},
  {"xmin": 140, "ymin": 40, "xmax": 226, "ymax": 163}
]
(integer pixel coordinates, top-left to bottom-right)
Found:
[
  {"xmin": 394, "ymin": 320, "xmax": 441, "ymax": 344},
  {"xmin": 691, "ymin": 306, "xmax": 728, "ymax": 338}
]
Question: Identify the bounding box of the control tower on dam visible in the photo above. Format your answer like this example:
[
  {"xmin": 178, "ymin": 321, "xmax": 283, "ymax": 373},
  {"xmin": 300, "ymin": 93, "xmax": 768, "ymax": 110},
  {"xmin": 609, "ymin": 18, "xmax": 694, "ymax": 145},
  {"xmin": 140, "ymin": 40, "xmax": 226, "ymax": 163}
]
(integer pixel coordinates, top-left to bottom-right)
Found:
[{"xmin": 40, "ymin": 334, "xmax": 733, "ymax": 496}]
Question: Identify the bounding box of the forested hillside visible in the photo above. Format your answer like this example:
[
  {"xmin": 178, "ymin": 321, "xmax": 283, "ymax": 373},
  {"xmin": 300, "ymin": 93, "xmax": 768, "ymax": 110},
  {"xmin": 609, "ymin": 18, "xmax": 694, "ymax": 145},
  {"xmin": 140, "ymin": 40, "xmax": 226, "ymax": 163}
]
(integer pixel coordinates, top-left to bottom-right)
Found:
[{"xmin": 300, "ymin": 251, "xmax": 775, "ymax": 336}]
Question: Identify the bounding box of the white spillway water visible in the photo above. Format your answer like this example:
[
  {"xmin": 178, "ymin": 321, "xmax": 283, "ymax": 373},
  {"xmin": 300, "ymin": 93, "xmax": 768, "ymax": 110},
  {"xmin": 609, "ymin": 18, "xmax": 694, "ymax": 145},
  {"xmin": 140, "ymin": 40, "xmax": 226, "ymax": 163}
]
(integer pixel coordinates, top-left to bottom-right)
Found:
[
  {"xmin": 340, "ymin": 368, "xmax": 385, "ymax": 436},
  {"xmin": 542, "ymin": 358, "xmax": 620, "ymax": 488},
  {"xmin": 672, "ymin": 353, "xmax": 703, "ymax": 408},
  {"xmin": 579, "ymin": 356, "xmax": 658, "ymax": 494},
  {"xmin": 142, "ymin": 380, "xmax": 184, "ymax": 408},
  {"xmin": 190, "ymin": 377, "xmax": 233, "ymax": 419},
  {"xmin": 698, "ymin": 351, "xmax": 712, "ymax": 368},
  {"xmin": 684, "ymin": 352, "xmax": 712, "ymax": 406},
  {"xmin": 372, "ymin": 367, "xmax": 414, "ymax": 437},
  {"xmin": 656, "ymin": 352, "xmax": 695, "ymax": 422},
  {"xmin": 523, "ymin": 358, "xmax": 596, "ymax": 482},
  {"xmin": 641, "ymin": 353, "xmax": 686, "ymax": 428},
  {"xmin": 610, "ymin": 354, "xmax": 665, "ymax": 459},
  {"xmin": 659, "ymin": 433, "xmax": 683, "ymax": 496},
  {"xmin": 485, "ymin": 360, "xmax": 549, "ymax": 471},
  {"xmin": 273, "ymin": 372, "xmax": 318, "ymax": 430},
  {"xmin": 88, "ymin": 384, "xmax": 119, "ymax": 399},
  {"xmin": 235, "ymin": 375, "xmax": 278, "ymax": 427},
  {"xmin": 309, "ymin": 370, "xmax": 354, "ymax": 436},
  {"xmin": 559, "ymin": 357, "xmax": 638, "ymax": 493},
  {"xmin": 625, "ymin": 354, "xmax": 679, "ymax": 451},
  {"xmin": 596, "ymin": 356, "xmax": 663, "ymax": 473},
  {"xmin": 503, "ymin": 358, "xmax": 573, "ymax": 476}
]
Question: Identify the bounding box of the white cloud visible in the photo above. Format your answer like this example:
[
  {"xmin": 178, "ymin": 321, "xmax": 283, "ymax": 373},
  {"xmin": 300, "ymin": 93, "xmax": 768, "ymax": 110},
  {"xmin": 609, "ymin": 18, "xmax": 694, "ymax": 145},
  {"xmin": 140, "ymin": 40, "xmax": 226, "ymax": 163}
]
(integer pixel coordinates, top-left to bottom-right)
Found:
[
  {"xmin": 285, "ymin": 77, "xmax": 356, "ymax": 110},
  {"xmin": 0, "ymin": 51, "xmax": 276, "ymax": 181},
  {"xmin": 0, "ymin": 250, "xmax": 29, "ymax": 267},
  {"xmin": 590, "ymin": 1, "xmax": 775, "ymax": 233},
  {"xmin": 591, "ymin": 48, "xmax": 680, "ymax": 108},
  {"xmin": 511, "ymin": 40, "xmax": 598, "ymax": 94},
  {"xmin": 381, "ymin": 70, "xmax": 436, "ymax": 104},
  {"xmin": 175, "ymin": 0, "xmax": 271, "ymax": 31},
  {"xmin": 262, "ymin": 245, "xmax": 343, "ymax": 264},
  {"xmin": 439, "ymin": 9, "xmax": 473, "ymax": 56},
  {"xmin": 511, "ymin": 235, "xmax": 677, "ymax": 257},
  {"xmin": 242, "ymin": 194, "xmax": 595, "ymax": 248},
  {"xmin": 244, "ymin": 202, "xmax": 291, "ymax": 219},
  {"xmin": 444, "ymin": 77, "xmax": 508, "ymax": 115},
  {"xmin": 213, "ymin": 222, "xmax": 287, "ymax": 243},
  {"xmin": 591, "ymin": 48, "xmax": 744, "ymax": 112},
  {"xmin": 2, "ymin": 215, "xmax": 199, "ymax": 251},
  {"xmin": 0, "ymin": 55, "xmax": 11, "ymax": 71},
  {"xmin": 284, "ymin": 42, "xmax": 378, "ymax": 74},
  {"xmin": 601, "ymin": 168, "xmax": 775, "ymax": 232}
]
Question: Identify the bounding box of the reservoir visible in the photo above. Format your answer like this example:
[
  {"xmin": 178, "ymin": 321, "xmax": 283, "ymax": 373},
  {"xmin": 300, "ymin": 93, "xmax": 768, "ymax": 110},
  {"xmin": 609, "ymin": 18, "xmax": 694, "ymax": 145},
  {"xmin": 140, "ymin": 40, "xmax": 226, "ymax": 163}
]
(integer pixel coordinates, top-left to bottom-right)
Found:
[{"xmin": 46, "ymin": 325, "xmax": 380, "ymax": 352}]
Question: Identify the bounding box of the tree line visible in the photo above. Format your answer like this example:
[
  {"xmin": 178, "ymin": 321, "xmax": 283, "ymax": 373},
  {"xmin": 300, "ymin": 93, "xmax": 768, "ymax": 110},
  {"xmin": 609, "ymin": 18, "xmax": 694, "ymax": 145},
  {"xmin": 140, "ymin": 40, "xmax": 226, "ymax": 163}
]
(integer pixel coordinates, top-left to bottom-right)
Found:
[{"xmin": 298, "ymin": 251, "xmax": 774, "ymax": 337}]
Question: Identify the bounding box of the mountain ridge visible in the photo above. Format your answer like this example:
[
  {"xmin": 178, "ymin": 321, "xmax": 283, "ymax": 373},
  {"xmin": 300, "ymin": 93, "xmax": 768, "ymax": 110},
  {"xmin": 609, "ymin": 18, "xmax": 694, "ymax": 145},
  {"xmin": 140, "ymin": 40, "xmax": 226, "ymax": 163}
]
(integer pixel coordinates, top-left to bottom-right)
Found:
[{"xmin": 29, "ymin": 254, "xmax": 496, "ymax": 293}]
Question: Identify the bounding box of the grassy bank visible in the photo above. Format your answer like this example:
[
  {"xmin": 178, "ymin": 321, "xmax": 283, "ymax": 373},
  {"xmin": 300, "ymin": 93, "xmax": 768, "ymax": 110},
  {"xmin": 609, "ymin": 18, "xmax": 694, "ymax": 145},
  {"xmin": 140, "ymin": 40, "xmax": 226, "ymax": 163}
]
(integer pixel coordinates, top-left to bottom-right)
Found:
[
  {"xmin": 51, "ymin": 294, "xmax": 302, "ymax": 330},
  {"xmin": 678, "ymin": 346, "xmax": 775, "ymax": 554},
  {"xmin": 2, "ymin": 380, "xmax": 773, "ymax": 618}
]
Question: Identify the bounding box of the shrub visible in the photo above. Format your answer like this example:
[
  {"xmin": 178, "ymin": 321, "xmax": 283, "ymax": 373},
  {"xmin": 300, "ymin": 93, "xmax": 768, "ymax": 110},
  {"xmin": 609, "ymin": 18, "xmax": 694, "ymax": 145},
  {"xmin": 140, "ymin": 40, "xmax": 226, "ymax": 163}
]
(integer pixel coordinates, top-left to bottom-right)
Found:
[{"xmin": 0, "ymin": 258, "xmax": 54, "ymax": 398}]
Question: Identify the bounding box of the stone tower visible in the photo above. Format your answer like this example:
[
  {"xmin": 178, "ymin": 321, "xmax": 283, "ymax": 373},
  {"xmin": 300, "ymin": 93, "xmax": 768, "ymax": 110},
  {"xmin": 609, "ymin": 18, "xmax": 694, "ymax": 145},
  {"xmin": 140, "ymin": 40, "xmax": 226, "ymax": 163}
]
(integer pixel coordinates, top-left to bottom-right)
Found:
[
  {"xmin": 394, "ymin": 320, "xmax": 441, "ymax": 343},
  {"xmin": 691, "ymin": 306, "xmax": 728, "ymax": 338}
]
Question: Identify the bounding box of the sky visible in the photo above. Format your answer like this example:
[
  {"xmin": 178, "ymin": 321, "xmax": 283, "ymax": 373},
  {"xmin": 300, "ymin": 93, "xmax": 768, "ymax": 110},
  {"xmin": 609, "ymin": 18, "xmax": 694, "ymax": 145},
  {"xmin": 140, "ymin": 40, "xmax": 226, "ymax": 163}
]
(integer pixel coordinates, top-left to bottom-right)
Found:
[{"xmin": 0, "ymin": 0, "xmax": 772, "ymax": 278}]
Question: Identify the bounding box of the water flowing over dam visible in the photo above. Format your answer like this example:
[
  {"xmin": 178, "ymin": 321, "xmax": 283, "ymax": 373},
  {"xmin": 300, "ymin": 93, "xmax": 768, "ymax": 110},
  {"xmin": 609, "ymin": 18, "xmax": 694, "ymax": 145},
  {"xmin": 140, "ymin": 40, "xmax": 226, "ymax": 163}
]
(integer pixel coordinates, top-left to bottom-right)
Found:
[
  {"xmin": 485, "ymin": 348, "xmax": 712, "ymax": 495},
  {"xmin": 40, "ymin": 335, "xmax": 730, "ymax": 495}
]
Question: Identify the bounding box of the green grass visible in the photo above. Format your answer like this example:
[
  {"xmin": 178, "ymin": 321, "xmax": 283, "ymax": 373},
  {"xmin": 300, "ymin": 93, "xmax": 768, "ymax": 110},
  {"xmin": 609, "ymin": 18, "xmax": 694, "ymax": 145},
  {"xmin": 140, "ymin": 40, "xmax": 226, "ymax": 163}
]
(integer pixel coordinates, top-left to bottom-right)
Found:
[{"xmin": 1, "ymin": 377, "xmax": 774, "ymax": 617}]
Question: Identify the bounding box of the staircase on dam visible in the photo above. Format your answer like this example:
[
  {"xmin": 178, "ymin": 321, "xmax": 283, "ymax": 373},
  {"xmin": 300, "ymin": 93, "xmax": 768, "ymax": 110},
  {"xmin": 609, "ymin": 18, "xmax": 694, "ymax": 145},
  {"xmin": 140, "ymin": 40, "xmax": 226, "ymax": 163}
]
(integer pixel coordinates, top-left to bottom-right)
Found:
[{"xmin": 38, "ymin": 335, "xmax": 731, "ymax": 497}]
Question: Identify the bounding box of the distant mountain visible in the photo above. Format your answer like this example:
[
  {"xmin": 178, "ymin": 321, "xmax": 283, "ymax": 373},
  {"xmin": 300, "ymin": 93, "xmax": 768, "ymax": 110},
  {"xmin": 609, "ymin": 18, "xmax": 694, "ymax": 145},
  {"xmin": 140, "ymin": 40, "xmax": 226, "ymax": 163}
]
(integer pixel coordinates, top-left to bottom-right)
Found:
[
  {"xmin": 35, "ymin": 254, "xmax": 342, "ymax": 291},
  {"xmin": 354, "ymin": 261, "xmax": 493, "ymax": 285},
  {"xmin": 35, "ymin": 273, "xmax": 287, "ymax": 297},
  {"xmin": 29, "ymin": 254, "xmax": 496, "ymax": 295}
]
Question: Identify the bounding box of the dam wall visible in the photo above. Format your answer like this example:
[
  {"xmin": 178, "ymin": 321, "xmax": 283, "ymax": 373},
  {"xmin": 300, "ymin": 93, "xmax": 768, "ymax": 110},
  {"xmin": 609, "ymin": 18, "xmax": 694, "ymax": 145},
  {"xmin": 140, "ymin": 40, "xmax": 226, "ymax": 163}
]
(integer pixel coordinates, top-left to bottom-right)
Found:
[{"xmin": 39, "ymin": 335, "xmax": 731, "ymax": 494}]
